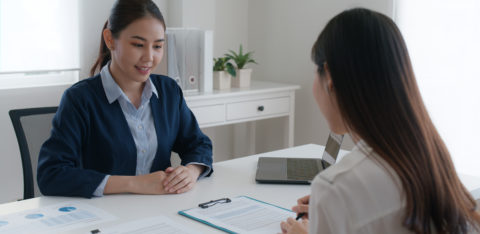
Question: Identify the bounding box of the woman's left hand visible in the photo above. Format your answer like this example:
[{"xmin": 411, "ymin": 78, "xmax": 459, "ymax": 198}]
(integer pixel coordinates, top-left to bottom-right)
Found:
[
  {"xmin": 163, "ymin": 164, "xmax": 204, "ymax": 194},
  {"xmin": 280, "ymin": 217, "xmax": 308, "ymax": 234}
]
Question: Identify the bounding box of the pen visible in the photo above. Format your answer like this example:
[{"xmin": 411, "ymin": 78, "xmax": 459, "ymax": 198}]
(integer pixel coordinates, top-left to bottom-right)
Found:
[{"xmin": 295, "ymin": 212, "xmax": 306, "ymax": 220}]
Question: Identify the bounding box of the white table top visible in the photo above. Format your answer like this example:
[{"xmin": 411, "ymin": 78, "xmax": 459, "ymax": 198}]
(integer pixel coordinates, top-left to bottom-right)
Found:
[{"xmin": 1, "ymin": 144, "xmax": 479, "ymax": 234}]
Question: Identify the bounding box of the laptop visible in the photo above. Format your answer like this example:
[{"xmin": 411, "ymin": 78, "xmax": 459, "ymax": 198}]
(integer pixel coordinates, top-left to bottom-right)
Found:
[{"xmin": 255, "ymin": 132, "xmax": 344, "ymax": 184}]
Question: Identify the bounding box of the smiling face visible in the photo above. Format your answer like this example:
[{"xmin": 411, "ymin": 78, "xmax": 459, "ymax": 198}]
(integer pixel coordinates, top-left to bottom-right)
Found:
[{"xmin": 103, "ymin": 16, "xmax": 165, "ymax": 89}]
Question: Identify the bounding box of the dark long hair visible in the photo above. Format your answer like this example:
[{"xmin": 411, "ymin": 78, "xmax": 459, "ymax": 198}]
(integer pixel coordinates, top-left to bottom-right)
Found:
[
  {"xmin": 89, "ymin": 0, "xmax": 165, "ymax": 76},
  {"xmin": 312, "ymin": 8, "xmax": 480, "ymax": 234}
]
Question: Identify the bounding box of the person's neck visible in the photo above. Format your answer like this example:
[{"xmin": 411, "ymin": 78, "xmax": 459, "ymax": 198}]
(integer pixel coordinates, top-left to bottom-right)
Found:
[{"xmin": 109, "ymin": 65, "xmax": 145, "ymax": 108}]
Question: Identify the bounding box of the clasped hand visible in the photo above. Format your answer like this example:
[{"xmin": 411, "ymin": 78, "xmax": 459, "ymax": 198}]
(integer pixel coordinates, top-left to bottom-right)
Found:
[
  {"xmin": 163, "ymin": 164, "xmax": 203, "ymax": 194},
  {"xmin": 132, "ymin": 164, "xmax": 203, "ymax": 195}
]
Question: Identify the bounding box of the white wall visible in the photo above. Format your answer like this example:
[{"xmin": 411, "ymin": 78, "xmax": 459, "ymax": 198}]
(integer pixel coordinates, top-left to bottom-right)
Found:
[
  {"xmin": 0, "ymin": 85, "xmax": 69, "ymax": 203},
  {"xmin": 166, "ymin": 0, "xmax": 250, "ymax": 160},
  {"xmin": 248, "ymin": 0, "xmax": 394, "ymax": 153},
  {"xmin": 165, "ymin": 0, "xmax": 395, "ymax": 157},
  {"xmin": 0, "ymin": 0, "xmax": 393, "ymax": 203},
  {"xmin": 0, "ymin": 0, "xmax": 169, "ymax": 204},
  {"xmin": 395, "ymin": 0, "xmax": 480, "ymax": 176},
  {"xmin": 78, "ymin": 0, "xmax": 116, "ymax": 79}
]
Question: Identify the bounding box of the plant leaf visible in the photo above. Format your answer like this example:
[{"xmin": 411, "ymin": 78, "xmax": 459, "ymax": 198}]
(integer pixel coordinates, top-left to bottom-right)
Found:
[
  {"xmin": 227, "ymin": 50, "xmax": 238, "ymax": 57},
  {"xmin": 226, "ymin": 63, "xmax": 236, "ymax": 77},
  {"xmin": 224, "ymin": 44, "xmax": 258, "ymax": 69}
]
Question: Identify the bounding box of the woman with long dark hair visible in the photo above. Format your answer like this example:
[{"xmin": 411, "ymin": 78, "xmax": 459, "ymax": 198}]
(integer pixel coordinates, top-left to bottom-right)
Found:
[
  {"xmin": 281, "ymin": 8, "xmax": 480, "ymax": 234},
  {"xmin": 37, "ymin": 0, "xmax": 213, "ymax": 198}
]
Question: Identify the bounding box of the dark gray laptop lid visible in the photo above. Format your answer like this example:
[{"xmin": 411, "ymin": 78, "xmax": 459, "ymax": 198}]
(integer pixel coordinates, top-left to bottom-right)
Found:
[{"xmin": 255, "ymin": 132, "xmax": 344, "ymax": 184}]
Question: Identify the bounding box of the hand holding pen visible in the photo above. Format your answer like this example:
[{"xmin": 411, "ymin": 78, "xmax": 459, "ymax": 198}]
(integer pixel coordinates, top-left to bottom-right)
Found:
[
  {"xmin": 281, "ymin": 195, "xmax": 310, "ymax": 234},
  {"xmin": 296, "ymin": 212, "xmax": 306, "ymax": 220},
  {"xmin": 292, "ymin": 195, "xmax": 310, "ymax": 220}
]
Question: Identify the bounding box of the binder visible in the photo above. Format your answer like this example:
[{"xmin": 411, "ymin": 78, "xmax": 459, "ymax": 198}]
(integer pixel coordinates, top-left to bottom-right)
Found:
[
  {"xmin": 155, "ymin": 28, "xmax": 213, "ymax": 93},
  {"xmin": 178, "ymin": 196, "xmax": 295, "ymax": 234}
]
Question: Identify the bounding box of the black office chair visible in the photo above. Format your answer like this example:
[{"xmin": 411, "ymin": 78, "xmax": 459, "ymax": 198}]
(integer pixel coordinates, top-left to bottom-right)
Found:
[{"xmin": 9, "ymin": 107, "xmax": 58, "ymax": 200}]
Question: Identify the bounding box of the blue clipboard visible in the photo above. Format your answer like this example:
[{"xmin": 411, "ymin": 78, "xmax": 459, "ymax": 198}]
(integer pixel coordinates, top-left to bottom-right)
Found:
[{"xmin": 178, "ymin": 196, "xmax": 294, "ymax": 234}]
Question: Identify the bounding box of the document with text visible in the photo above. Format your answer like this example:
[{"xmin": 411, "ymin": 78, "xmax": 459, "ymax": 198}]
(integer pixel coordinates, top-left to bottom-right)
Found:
[
  {"xmin": 179, "ymin": 196, "xmax": 295, "ymax": 234},
  {"xmin": 96, "ymin": 216, "xmax": 197, "ymax": 234},
  {"xmin": 0, "ymin": 201, "xmax": 116, "ymax": 234}
]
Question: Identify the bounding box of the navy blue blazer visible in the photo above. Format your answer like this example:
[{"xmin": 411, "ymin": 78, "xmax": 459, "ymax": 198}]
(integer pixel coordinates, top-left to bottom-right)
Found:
[{"xmin": 37, "ymin": 74, "xmax": 213, "ymax": 198}]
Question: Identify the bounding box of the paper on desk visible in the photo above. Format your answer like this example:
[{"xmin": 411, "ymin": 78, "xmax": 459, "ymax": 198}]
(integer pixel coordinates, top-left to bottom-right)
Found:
[
  {"xmin": 0, "ymin": 201, "xmax": 116, "ymax": 234},
  {"xmin": 95, "ymin": 216, "xmax": 198, "ymax": 234},
  {"xmin": 180, "ymin": 196, "xmax": 296, "ymax": 234}
]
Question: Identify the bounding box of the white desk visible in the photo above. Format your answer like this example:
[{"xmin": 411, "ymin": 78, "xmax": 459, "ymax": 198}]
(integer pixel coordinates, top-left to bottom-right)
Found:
[
  {"xmin": 1, "ymin": 144, "xmax": 479, "ymax": 234},
  {"xmin": 186, "ymin": 80, "xmax": 300, "ymax": 156}
]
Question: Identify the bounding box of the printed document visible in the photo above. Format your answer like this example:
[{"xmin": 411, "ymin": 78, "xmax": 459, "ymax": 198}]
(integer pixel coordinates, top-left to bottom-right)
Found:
[
  {"xmin": 96, "ymin": 216, "xmax": 197, "ymax": 234},
  {"xmin": 179, "ymin": 196, "xmax": 295, "ymax": 233},
  {"xmin": 0, "ymin": 201, "xmax": 116, "ymax": 234}
]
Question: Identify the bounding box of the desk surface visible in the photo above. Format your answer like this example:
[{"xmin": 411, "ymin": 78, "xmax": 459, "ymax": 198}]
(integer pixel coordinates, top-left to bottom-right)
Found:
[{"xmin": 1, "ymin": 144, "xmax": 479, "ymax": 234}]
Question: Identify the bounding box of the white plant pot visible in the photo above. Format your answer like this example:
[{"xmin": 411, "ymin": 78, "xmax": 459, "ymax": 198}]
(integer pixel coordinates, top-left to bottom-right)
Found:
[
  {"xmin": 232, "ymin": 68, "xmax": 252, "ymax": 88},
  {"xmin": 213, "ymin": 71, "xmax": 232, "ymax": 90}
]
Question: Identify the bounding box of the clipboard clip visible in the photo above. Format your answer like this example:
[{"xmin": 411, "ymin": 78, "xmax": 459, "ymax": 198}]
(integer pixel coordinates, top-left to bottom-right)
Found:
[{"xmin": 198, "ymin": 198, "xmax": 231, "ymax": 209}]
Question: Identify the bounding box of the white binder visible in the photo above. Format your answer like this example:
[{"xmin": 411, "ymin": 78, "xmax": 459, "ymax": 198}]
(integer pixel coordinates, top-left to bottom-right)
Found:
[{"xmin": 155, "ymin": 28, "xmax": 213, "ymax": 93}]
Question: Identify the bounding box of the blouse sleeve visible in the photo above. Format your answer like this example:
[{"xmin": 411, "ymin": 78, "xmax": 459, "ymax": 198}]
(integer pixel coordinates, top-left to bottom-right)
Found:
[
  {"xmin": 171, "ymin": 85, "xmax": 213, "ymax": 176},
  {"xmin": 309, "ymin": 176, "xmax": 352, "ymax": 234},
  {"xmin": 37, "ymin": 88, "xmax": 107, "ymax": 198}
]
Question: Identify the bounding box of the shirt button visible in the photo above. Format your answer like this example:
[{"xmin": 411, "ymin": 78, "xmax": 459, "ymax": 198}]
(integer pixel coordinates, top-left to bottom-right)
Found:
[
  {"xmin": 138, "ymin": 125, "xmax": 143, "ymax": 129},
  {"xmin": 141, "ymin": 149, "xmax": 146, "ymax": 153}
]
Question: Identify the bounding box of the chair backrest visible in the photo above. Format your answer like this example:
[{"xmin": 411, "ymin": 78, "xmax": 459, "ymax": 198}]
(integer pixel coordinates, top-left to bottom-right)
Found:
[{"xmin": 9, "ymin": 107, "xmax": 57, "ymax": 200}]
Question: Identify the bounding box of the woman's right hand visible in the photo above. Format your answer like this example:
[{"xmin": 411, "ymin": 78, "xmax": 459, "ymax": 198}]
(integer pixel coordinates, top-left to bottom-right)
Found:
[
  {"xmin": 292, "ymin": 195, "xmax": 310, "ymax": 219},
  {"xmin": 130, "ymin": 171, "xmax": 170, "ymax": 194}
]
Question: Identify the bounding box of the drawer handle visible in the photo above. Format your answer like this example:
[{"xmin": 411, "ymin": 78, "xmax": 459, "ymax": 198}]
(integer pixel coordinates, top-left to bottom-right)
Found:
[{"xmin": 257, "ymin": 105, "xmax": 265, "ymax": 111}]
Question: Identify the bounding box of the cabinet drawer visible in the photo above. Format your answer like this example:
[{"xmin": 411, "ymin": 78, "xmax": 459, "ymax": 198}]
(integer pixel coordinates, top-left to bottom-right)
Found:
[
  {"xmin": 190, "ymin": 104, "xmax": 225, "ymax": 125},
  {"xmin": 226, "ymin": 97, "xmax": 290, "ymax": 121}
]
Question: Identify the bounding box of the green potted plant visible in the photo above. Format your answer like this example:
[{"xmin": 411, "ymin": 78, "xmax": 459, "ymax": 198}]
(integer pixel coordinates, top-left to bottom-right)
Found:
[
  {"xmin": 225, "ymin": 44, "xmax": 258, "ymax": 88},
  {"xmin": 213, "ymin": 57, "xmax": 236, "ymax": 90}
]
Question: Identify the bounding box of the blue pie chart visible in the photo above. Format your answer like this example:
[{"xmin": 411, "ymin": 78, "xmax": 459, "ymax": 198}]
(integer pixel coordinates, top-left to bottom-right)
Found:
[
  {"xmin": 0, "ymin": 221, "xmax": 8, "ymax": 227},
  {"xmin": 58, "ymin": 206, "xmax": 76, "ymax": 212},
  {"xmin": 25, "ymin": 213, "xmax": 44, "ymax": 219}
]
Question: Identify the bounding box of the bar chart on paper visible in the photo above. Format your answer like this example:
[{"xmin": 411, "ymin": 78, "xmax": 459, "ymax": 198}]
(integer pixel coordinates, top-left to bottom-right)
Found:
[{"xmin": 0, "ymin": 201, "xmax": 116, "ymax": 234}]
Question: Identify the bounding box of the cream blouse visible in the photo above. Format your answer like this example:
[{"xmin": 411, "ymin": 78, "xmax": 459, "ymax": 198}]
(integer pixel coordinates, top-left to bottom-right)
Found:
[{"xmin": 308, "ymin": 141, "xmax": 413, "ymax": 234}]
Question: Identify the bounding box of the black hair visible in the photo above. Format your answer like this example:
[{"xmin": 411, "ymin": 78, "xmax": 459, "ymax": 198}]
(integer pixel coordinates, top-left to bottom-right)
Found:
[
  {"xmin": 311, "ymin": 8, "xmax": 480, "ymax": 234},
  {"xmin": 90, "ymin": 0, "xmax": 165, "ymax": 76}
]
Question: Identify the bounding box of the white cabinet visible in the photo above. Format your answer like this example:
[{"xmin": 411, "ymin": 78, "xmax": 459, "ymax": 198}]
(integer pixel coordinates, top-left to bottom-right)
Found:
[
  {"xmin": 185, "ymin": 80, "xmax": 299, "ymax": 155},
  {"xmin": 226, "ymin": 97, "xmax": 290, "ymax": 121},
  {"xmin": 189, "ymin": 104, "xmax": 224, "ymax": 125}
]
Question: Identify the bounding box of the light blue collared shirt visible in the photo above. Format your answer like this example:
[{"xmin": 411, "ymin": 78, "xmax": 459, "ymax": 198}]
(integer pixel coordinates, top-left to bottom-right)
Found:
[{"xmin": 93, "ymin": 64, "xmax": 209, "ymax": 196}]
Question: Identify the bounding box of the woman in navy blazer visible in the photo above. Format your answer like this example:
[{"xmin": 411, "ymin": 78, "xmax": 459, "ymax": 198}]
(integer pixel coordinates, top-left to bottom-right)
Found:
[{"xmin": 37, "ymin": 0, "xmax": 213, "ymax": 198}]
